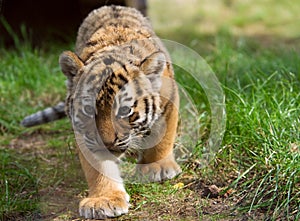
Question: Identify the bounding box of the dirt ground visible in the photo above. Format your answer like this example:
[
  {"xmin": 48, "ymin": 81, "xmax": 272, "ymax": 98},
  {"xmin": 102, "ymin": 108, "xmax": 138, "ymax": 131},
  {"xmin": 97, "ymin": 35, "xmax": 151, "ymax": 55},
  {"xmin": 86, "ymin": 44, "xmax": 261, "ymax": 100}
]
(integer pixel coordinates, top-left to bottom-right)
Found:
[{"xmin": 6, "ymin": 131, "xmax": 270, "ymax": 221}]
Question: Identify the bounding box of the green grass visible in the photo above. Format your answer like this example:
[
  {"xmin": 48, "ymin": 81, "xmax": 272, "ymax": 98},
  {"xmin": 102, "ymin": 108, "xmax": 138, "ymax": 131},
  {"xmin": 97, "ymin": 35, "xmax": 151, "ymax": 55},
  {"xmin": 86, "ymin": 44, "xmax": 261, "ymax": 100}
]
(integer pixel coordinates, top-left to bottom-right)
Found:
[
  {"xmin": 0, "ymin": 149, "xmax": 39, "ymax": 220},
  {"xmin": 174, "ymin": 33, "xmax": 300, "ymax": 220},
  {"xmin": 217, "ymin": 41, "xmax": 300, "ymax": 219},
  {"xmin": 0, "ymin": 43, "xmax": 82, "ymax": 220},
  {"xmin": 1, "ymin": 0, "xmax": 300, "ymax": 220},
  {"xmin": 0, "ymin": 43, "xmax": 67, "ymax": 134}
]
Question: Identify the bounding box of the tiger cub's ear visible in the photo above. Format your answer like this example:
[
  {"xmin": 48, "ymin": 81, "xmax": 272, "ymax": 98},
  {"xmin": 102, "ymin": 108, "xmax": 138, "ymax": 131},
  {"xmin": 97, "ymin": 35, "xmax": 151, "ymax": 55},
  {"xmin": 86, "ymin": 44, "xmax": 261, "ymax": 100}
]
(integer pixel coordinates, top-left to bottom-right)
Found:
[
  {"xmin": 141, "ymin": 51, "xmax": 166, "ymax": 92},
  {"xmin": 59, "ymin": 51, "xmax": 83, "ymax": 79}
]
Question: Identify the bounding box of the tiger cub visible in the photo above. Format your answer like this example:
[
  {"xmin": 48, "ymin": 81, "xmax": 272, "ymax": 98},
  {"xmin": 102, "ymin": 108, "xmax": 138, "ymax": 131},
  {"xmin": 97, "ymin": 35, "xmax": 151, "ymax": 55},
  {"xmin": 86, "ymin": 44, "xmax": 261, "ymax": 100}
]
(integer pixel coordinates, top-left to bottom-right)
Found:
[{"xmin": 24, "ymin": 5, "xmax": 181, "ymax": 219}]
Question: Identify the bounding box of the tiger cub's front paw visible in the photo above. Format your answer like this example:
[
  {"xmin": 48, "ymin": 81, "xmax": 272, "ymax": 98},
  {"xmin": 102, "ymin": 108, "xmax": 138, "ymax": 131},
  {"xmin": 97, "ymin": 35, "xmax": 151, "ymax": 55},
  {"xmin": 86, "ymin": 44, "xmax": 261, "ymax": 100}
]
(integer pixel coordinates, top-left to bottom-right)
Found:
[
  {"xmin": 79, "ymin": 191, "xmax": 130, "ymax": 219},
  {"xmin": 136, "ymin": 156, "xmax": 182, "ymax": 182}
]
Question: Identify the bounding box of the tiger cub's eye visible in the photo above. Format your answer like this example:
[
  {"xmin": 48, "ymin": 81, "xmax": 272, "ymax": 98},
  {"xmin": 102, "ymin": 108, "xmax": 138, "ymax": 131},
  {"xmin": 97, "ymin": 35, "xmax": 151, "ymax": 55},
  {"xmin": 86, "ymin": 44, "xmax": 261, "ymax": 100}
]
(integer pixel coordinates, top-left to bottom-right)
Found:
[{"xmin": 117, "ymin": 106, "xmax": 131, "ymax": 117}]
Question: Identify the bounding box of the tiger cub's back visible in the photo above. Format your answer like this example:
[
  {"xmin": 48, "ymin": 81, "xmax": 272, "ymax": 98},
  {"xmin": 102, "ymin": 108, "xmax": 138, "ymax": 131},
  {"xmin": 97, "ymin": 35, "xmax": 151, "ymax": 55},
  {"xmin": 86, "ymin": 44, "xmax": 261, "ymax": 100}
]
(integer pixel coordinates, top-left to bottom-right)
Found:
[{"xmin": 75, "ymin": 5, "xmax": 155, "ymax": 59}]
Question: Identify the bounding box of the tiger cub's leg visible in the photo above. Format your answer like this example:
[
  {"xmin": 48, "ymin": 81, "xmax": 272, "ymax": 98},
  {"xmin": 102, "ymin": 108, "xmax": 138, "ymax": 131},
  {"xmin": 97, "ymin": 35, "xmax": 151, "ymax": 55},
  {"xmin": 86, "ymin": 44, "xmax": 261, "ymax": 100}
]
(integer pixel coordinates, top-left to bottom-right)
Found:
[
  {"xmin": 136, "ymin": 102, "xmax": 181, "ymax": 182},
  {"xmin": 78, "ymin": 151, "xmax": 129, "ymax": 219}
]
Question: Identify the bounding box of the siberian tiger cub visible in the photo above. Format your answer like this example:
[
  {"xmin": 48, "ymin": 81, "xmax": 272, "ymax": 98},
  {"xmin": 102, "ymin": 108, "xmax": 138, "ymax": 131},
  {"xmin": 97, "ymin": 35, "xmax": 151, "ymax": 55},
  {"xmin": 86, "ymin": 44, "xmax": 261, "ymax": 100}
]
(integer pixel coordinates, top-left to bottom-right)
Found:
[{"xmin": 23, "ymin": 5, "xmax": 181, "ymax": 219}]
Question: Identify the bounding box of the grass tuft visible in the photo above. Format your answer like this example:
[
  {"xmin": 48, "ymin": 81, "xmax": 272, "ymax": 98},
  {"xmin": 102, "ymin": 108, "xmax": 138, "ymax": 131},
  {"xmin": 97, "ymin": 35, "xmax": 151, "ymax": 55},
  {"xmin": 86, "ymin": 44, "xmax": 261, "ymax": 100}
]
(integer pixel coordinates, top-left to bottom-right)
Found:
[{"xmin": 0, "ymin": 149, "xmax": 39, "ymax": 220}]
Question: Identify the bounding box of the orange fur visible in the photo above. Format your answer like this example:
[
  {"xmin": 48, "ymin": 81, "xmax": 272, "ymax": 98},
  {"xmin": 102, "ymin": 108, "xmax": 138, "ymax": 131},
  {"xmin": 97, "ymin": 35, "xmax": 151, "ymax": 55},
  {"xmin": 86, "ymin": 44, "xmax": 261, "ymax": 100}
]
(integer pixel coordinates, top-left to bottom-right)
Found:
[{"xmin": 59, "ymin": 6, "xmax": 181, "ymax": 219}]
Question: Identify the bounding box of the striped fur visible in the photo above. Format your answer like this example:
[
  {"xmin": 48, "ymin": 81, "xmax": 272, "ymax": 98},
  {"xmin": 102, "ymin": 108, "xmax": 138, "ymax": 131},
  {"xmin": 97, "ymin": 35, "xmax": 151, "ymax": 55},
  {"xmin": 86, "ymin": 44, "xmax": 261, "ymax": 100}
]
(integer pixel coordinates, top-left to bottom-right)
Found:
[
  {"xmin": 20, "ymin": 102, "xmax": 65, "ymax": 127},
  {"xmin": 23, "ymin": 6, "xmax": 181, "ymax": 219}
]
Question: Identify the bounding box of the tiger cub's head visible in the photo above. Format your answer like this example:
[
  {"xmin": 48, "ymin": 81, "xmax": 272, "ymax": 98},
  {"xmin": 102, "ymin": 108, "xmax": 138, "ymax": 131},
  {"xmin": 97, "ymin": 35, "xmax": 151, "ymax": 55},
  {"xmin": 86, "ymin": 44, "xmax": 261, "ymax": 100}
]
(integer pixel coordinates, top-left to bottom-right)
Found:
[{"xmin": 60, "ymin": 50, "xmax": 170, "ymax": 153}]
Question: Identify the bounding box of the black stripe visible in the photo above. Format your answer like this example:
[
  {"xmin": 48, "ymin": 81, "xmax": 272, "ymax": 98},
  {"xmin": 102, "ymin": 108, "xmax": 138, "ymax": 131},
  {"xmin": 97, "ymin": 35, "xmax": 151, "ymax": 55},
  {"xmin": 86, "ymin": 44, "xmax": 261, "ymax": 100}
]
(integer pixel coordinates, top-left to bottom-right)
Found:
[
  {"xmin": 83, "ymin": 51, "xmax": 95, "ymax": 62},
  {"xmin": 41, "ymin": 110, "xmax": 50, "ymax": 123},
  {"xmin": 107, "ymin": 87, "xmax": 115, "ymax": 97},
  {"xmin": 86, "ymin": 40, "xmax": 98, "ymax": 47},
  {"xmin": 144, "ymin": 98, "xmax": 150, "ymax": 115},
  {"xmin": 121, "ymin": 86, "xmax": 126, "ymax": 92},
  {"xmin": 141, "ymin": 98, "xmax": 149, "ymax": 125},
  {"xmin": 129, "ymin": 46, "xmax": 134, "ymax": 54},
  {"xmin": 52, "ymin": 106, "xmax": 66, "ymax": 119},
  {"xmin": 111, "ymin": 5, "xmax": 120, "ymax": 18},
  {"xmin": 66, "ymin": 96, "xmax": 72, "ymax": 117},
  {"xmin": 108, "ymin": 72, "xmax": 124, "ymax": 91},
  {"xmin": 152, "ymin": 95, "xmax": 156, "ymax": 119},
  {"xmin": 134, "ymin": 79, "xmax": 143, "ymax": 96},
  {"xmin": 140, "ymin": 51, "xmax": 161, "ymax": 66},
  {"xmin": 103, "ymin": 56, "xmax": 115, "ymax": 65},
  {"xmin": 116, "ymin": 83, "xmax": 123, "ymax": 90},
  {"xmin": 110, "ymin": 72, "xmax": 116, "ymax": 79},
  {"xmin": 129, "ymin": 112, "xmax": 139, "ymax": 122},
  {"xmin": 124, "ymin": 97, "xmax": 132, "ymax": 102},
  {"xmin": 109, "ymin": 72, "xmax": 116, "ymax": 84},
  {"xmin": 119, "ymin": 73, "xmax": 128, "ymax": 84}
]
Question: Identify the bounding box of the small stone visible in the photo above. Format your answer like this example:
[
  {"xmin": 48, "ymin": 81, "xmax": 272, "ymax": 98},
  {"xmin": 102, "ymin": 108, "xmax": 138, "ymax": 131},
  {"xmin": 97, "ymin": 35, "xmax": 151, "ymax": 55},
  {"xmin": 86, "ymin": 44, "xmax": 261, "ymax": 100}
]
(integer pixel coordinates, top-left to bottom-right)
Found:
[{"xmin": 202, "ymin": 184, "xmax": 220, "ymax": 198}]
